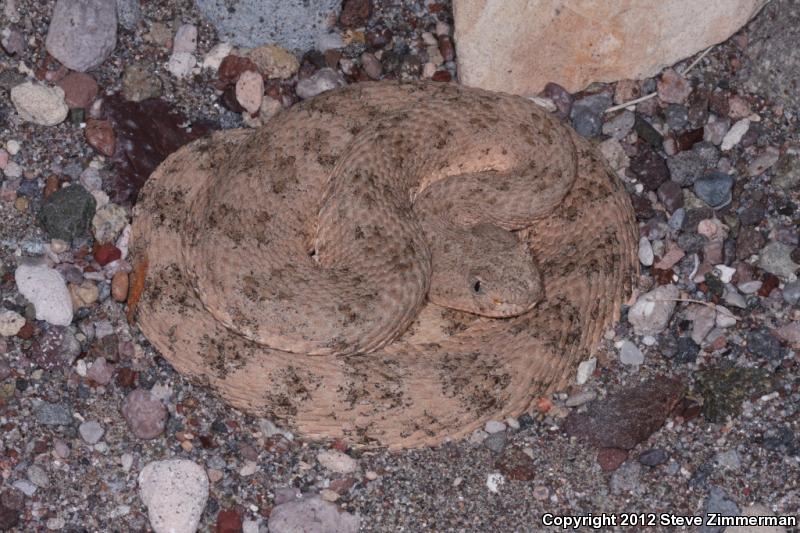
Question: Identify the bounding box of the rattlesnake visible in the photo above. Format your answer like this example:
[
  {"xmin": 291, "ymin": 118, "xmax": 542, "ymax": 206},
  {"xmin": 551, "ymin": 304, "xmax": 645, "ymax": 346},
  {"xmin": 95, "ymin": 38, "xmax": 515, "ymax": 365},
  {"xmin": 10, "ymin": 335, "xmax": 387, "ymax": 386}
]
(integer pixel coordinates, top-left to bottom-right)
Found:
[{"xmin": 131, "ymin": 81, "xmax": 638, "ymax": 449}]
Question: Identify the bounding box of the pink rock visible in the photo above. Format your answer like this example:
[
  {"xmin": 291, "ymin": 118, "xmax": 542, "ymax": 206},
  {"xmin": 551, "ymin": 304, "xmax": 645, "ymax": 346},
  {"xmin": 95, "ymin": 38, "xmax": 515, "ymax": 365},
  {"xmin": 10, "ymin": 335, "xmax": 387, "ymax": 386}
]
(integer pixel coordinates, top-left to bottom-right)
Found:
[
  {"xmin": 122, "ymin": 389, "xmax": 167, "ymax": 439},
  {"xmin": 775, "ymin": 322, "xmax": 800, "ymax": 344},
  {"xmin": 654, "ymin": 244, "xmax": 685, "ymax": 270},
  {"xmin": 87, "ymin": 357, "xmax": 115, "ymax": 385},
  {"xmin": 235, "ymin": 70, "xmax": 264, "ymax": 114},
  {"xmin": 0, "ymin": 149, "xmax": 8, "ymax": 170},
  {"xmin": 657, "ymin": 68, "xmax": 692, "ymax": 104},
  {"xmin": 56, "ymin": 72, "xmax": 99, "ymax": 109}
]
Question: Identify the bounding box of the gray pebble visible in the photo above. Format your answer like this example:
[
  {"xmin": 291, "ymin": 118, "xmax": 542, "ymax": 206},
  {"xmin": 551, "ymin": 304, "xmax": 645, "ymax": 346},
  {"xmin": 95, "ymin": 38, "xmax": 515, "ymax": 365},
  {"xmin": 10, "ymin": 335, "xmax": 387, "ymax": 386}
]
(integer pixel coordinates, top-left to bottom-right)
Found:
[
  {"xmin": 570, "ymin": 93, "xmax": 612, "ymax": 138},
  {"xmin": 483, "ymin": 431, "xmax": 507, "ymax": 453},
  {"xmin": 693, "ymin": 172, "xmax": 733, "ymax": 208},
  {"xmin": 783, "ymin": 280, "xmax": 800, "ymax": 305},
  {"xmin": 79, "ymin": 420, "xmax": 105, "ymax": 444},
  {"xmin": 26, "ymin": 465, "xmax": 49, "ymax": 488},
  {"xmin": 618, "ymin": 340, "xmax": 644, "ymax": 366},
  {"xmin": 35, "ymin": 402, "xmax": 72, "ymax": 426}
]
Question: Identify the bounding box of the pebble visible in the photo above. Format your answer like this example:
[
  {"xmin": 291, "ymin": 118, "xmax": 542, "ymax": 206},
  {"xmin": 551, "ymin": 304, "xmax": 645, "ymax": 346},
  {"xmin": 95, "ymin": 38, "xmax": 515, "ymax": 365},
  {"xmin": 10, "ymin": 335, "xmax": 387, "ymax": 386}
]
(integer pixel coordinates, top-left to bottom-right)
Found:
[
  {"xmin": 0, "ymin": 26, "xmax": 24, "ymax": 55},
  {"xmin": 168, "ymin": 52, "xmax": 196, "ymax": 79},
  {"xmin": 36, "ymin": 402, "xmax": 72, "ymax": 425},
  {"xmin": 569, "ymin": 93, "xmax": 612, "ymax": 138},
  {"xmin": 618, "ymin": 340, "xmax": 644, "ymax": 366},
  {"xmin": 111, "ymin": 271, "xmax": 129, "ymax": 302},
  {"xmin": 269, "ymin": 496, "xmax": 359, "ymax": 533},
  {"xmin": 26, "ymin": 465, "xmax": 49, "ymax": 488},
  {"xmin": 664, "ymin": 104, "xmax": 688, "ymax": 130},
  {"xmin": 483, "ymin": 431, "xmax": 507, "ymax": 453},
  {"xmin": 139, "ymin": 459, "xmax": 209, "ymax": 533},
  {"xmin": 295, "ymin": 68, "xmax": 347, "ymax": 99},
  {"xmin": 87, "ymin": 357, "xmax": 114, "ymax": 385},
  {"xmin": 638, "ymin": 448, "xmax": 668, "ymax": 466},
  {"xmin": 703, "ymin": 114, "xmax": 730, "ymax": 145},
  {"xmin": 70, "ymin": 280, "xmax": 100, "ymax": 308},
  {"xmin": 3, "ymin": 161, "xmax": 22, "ymax": 179},
  {"xmin": 758, "ymin": 241, "xmax": 799, "ymax": 281},
  {"xmin": 361, "ymin": 52, "xmax": 382, "ymax": 79},
  {"xmin": 598, "ymin": 138, "xmax": 628, "ymax": 171},
  {"xmin": 715, "ymin": 306, "xmax": 737, "ymax": 328},
  {"xmin": 666, "ymin": 142, "xmax": 719, "ymax": 186},
  {"xmin": 202, "ymin": 42, "xmax": 234, "ymax": 71},
  {"xmin": 92, "ymin": 203, "xmax": 127, "ymax": 244},
  {"xmin": 317, "ymin": 450, "xmax": 357, "ymax": 474},
  {"xmin": 0, "ymin": 310, "xmax": 25, "ymax": 337},
  {"xmin": 248, "ymin": 44, "xmax": 300, "ymax": 79},
  {"xmin": 701, "ymin": 486, "xmax": 739, "ymax": 533},
  {"xmin": 40, "ymin": 184, "xmax": 97, "ymax": 241},
  {"xmin": 10, "ymin": 82, "xmax": 69, "ymax": 126},
  {"xmin": 122, "ymin": 64, "xmax": 163, "ymax": 102},
  {"xmin": 116, "ymin": 0, "xmax": 141, "ymax": 31},
  {"xmin": 627, "ymin": 284, "xmax": 679, "ymax": 335},
  {"xmin": 85, "ymin": 119, "xmax": 116, "ymax": 156},
  {"xmin": 638, "ymin": 237, "xmax": 654, "ymax": 266},
  {"xmin": 565, "ymin": 390, "xmax": 596, "ymax": 407},
  {"xmin": 486, "ymin": 472, "xmax": 505, "ymax": 493},
  {"xmin": 723, "ymin": 286, "xmax": 747, "ymax": 308},
  {"xmin": 173, "ymin": 24, "xmax": 197, "ymax": 54},
  {"xmin": 56, "ymin": 72, "xmax": 98, "ymax": 109},
  {"xmin": 122, "ymin": 389, "xmax": 167, "ymax": 439},
  {"xmin": 494, "ymin": 446, "xmax": 536, "ymax": 481},
  {"xmin": 45, "ymin": 0, "xmax": 117, "ymax": 71},
  {"xmin": 235, "ymin": 70, "xmax": 263, "ymax": 114},
  {"xmin": 79, "ymin": 420, "xmax": 105, "ymax": 444},
  {"xmin": 484, "ymin": 420, "xmax": 506, "ymax": 434},
  {"xmin": 694, "ymin": 172, "xmax": 733, "ymax": 208},
  {"xmin": 602, "ymin": 110, "xmax": 635, "ymax": 139},
  {"xmin": 12, "ymin": 480, "xmax": 37, "ymax": 497},
  {"xmin": 746, "ymin": 328, "xmax": 784, "ymax": 360},
  {"xmin": 748, "ymin": 149, "xmax": 780, "ymax": 177},
  {"xmin": 782, "ymin": 280, "xmax": 800, "ymax": 305},
  {"xmin": 610, "ymin": 460, "xmax": 642, "ymax": 494},
  {"xmin": 657, "ymin": 68, "xmax": 691, "ymax": 104},
  {"xmin": 541, "ymin": 82, "xmax": 573, "ymax": 118},
  {"xmin": 721, "ymin": 118, "xmax": 749, "ymax": 150},
  {"xmin": 15, "ymin": 262, "xmax": 73, "ymax": 326},
  {"xmin": 690, "ymin": 305, "xmax": 716, "ymax": 344},
  {"xmin": 576, "ymin": 357, "xmax": 596, "ymax": 385},
  {"xmin": 726, "ymin": 504, "xmax": 787, "ymax": 533},
  {"xmin": 658, "ymin": 181, "xmax": 684, "ymax": 213},
  {"xmin": 629, "ymin": 146, "xmax": 669, "ymax": 191}
]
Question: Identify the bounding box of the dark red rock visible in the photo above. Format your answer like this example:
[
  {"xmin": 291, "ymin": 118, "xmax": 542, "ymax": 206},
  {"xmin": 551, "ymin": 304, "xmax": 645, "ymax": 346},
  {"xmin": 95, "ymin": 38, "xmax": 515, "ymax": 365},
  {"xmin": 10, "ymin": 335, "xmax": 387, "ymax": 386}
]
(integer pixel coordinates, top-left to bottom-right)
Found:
[
  {"xmin": 324, "ymin": 49, "xmax": 342, "ymax": 69},
  {"xmin": 597, "ymin": 448, "xmax": 628, "ymax": 472},
  {"xmin": 102, "ymin": 94, "xmax": 214, "ymax": 204},
  {"xmin": 675, "ymin": 128, "xmax": 704, "ymax": 152},
  {"xmin": 216, "ymin": 509, "xmax": 243, "ymax": 533},
  {"xmin": 494, "ymin": 446, "xmax": 537, "ymax": 481},
  {"xmin": 431, "ymin": 70, "xmax": 451, "ymax": 82},
  {"xmin": 115, "ymin": 367, "xmax": 137, "ymax": 388},
  {"xmin": 121, "ymin": 389, "xmax": 167, "ymax": 439},
  {"xmin": 758, "ymin": 273, "xmax": 781, "ymax": 297},
  {"xmin": 366, "ymin": 27, "xmax": 392, "ymax": 48},
  {"xmin": 93, "ymin": 242, "xmax": 121, "ymax": 266},
  {"xmin": 43, "ymin": 175, "xmax": 61, "ymax": 200},
  {"xmin": 562, "ymin": 376, "xmax": 685, "ymax": 450},
  {"xmin": 736, "ymin": 227, "xmax": 765, "ymax": 260},
  {"xmin": 15, "ymin": 321, "xmax": 34, "ymax": 340},
  {"xmin": 340, "ymin": 0, "xmax": 371, "ymax": 28},
  {"xmin": 629, "ymin": 146, "xmax": 669, "ymax": 191},
  {"xmin": 541, "ymin": 82, "xmax": 573, "ymax": 119},
  {"xmin": 438, "ymin": 35, "xmax": 455, "ymax": 62},
  {"xmin": 630, "ymin": 194, "xmax": 655, "ymax": 220},
  {"xmin": 218, "ymin": 55, "xmax": 259, "ymax": 85},
  {"xmin": 57, "ymin": 72, "xmax": 99, "ymax": 109},
  {"xmin": 330, "ymin": 476, "xmax": 356, "ymax": 494},
  {"xmin": 85, "ymin": 119, "xmax": 116, "ymax": 156},
  {"xmin": 657, "ymin": 180, "xmax": 684, "ymax": 212}
]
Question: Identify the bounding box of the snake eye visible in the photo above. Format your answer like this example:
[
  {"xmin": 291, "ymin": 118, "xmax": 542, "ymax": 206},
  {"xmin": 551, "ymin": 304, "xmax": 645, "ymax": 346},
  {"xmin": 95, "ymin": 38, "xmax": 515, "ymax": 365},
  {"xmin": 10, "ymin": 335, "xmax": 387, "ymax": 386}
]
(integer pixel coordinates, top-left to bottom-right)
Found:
[{"xmin": 472, "ymin": 279, "xmax": 482, "ymax": 294}]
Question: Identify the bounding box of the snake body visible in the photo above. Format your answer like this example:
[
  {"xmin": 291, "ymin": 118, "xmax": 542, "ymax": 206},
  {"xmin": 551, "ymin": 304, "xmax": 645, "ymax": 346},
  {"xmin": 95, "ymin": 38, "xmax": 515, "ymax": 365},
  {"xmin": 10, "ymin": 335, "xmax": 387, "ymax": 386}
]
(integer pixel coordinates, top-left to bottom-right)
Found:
[{"xmin": 131, "ymin": 82, "xmax": 638, "ymax": 448}]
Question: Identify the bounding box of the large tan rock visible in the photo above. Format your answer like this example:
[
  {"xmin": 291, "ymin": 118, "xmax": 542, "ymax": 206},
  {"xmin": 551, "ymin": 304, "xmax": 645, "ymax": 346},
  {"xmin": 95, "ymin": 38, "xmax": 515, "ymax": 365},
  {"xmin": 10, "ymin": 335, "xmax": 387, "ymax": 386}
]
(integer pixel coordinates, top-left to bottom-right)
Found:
[{"xmin": 454, "ymin": 0, "xmax": 767, "ymax": 95}]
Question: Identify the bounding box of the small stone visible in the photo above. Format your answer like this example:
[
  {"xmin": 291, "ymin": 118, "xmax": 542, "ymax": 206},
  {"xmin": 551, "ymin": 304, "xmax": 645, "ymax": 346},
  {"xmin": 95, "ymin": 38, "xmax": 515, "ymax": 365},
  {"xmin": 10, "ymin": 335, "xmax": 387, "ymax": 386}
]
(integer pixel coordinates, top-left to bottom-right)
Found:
[
  {"xmin": 10, "ymin": 82, "xmax": 68, "ymax": 126},
  {"xmin": 694, "ymin": 172, "xmax": 733, "ymax": 208},
  {"xmin": 628, "ymin": 284, "xmax": 679, "ymax": 335},
  {"xmin": 714, "ymin": 449, "xmax": 741, "ymax": 470},
  {"xmin": 85, "ymin": 119, "xmax": 116, "ymax": 156},
  {"xmin": 202, "ymin": 42, "xmax": 234, "ymax": 71},
  {"xmin": 92, "ymin": 203, "xmax": 127, "ymax": 244},
  {"xmin": 494, "ymin": 446, "xmax": 536, "ymax": 481},
  {"xmin": 26, "ymin": 465, "xmax": 49, "ymax": 488},
  {"xmin": 748, "ymin": 149, "xmax": 780, "ymax": 177},
  {"xmin": 0, "ymin": 310, "xmax": 25, "ymax": 337},
  {"xmin": 269, "ymin": 496, "xmax": 359, "ymax": 533},
  {"xmin": 317, "ymin": 450, "xmax": 357, "ymax": 474},
  {"xmin": 39, "ymin": 184, "xmax": 96, "ymax": 241},
  {"xmin": 216, "ymin": 509, "xmax": 243, "ymax": 533},
  {"xmin": 218, "ymin": 54, "xmax": 259, "ymax": 84},
  {"xmin": 486, "ymin": 473, "xmax": 505, "ymax": 493},
  {"xmin": 703, "ymin": 114, "xmax": 730, "ymax": 146},
  {"xmin": 664, "ymin": 104, "xmax": 688, "ymax": 130},
  {"xmin": 36, "ymin": 402, "xmax": 72, "ymax": 426},
  {"xmin": 295, "ymin": 68, "xmax": 346, "ymax": 99},
  {"xmin": 701, "ymin": 486, "xmax": 739, "ymax": 533},
  {"xmin": 602, "ymin": 110, "xmax": 635, "ymax": 139},
  {"xmin": 597, "ymin": 448, "xmax": 628, "ymax": 472},
  {"xmin": 15, "ymin": 262, "xmax": 73, "ymax": 326},
  {"xmin": 782, "ymin": 280, "xmax": 800, "ymax": 305},
  {"xmin": 112, "ymin": 272, "xmax": 129, "ymax": 302},
  {"xmin": 576, "ymin": 357, "xmax": 596, "ymax": 385},
  {"xmin": 773, "ymin": 153, "xmax": 800, "ymax": 191},
  {"xmin": 339, "ymin": 0, "xmax": 371, "ymax": 28},
  {"xmin": 726, "ymin": 504, "xmax": 787, "ymax": 533},
  {"xmin": 248, "ymin": 44, "xmax": 299, "ymax": 79},
  {"xmin": 172, "ymin": 24, "xmax": 197, "ymax": 54},
  {"xmin": 690, "ymin": 305, "xmax": 716, "ymax": 344},
  {"xmin": 12, "ymin": 480, "xmax": 37, "ymax": 497},
  {"xmin": 139, "ymin": 459, "xmax": 209, "ymax": 533},
  {"xmin": 721, "ymin": 119, "xmax": 749, "ymax": 151},
  {"xmin": 638, "ymin": 448, "xmax": 668, "ymax": 466},
  {"xmin": 638, "ymin": 237, "xmax": 654, "ymax": 266},
  {"xmin": 70, "ymin": 280, "xmax": 99, "ymax": 308},
  {"xmin": 0, "ymin": 26, "xmax": 24, "ymax": 55},
  {"xmin": 657, "ymin": 68, "xmax": 691, "ymax": 104},
  {"xmin": 657, "ymin": 180, "xmax": 684, "ymax": 213},
  {"xmin": 235, "ymin": 71, "xmax": 263, "ymax": 114},
  {"xmin": 667, "ymin": 141, "xmax": 719, "ymax": 186},
  {"xmin": 79, "ymin": 420, "xmax": 105, "ymax": 444},
  {"xmin": 122, "ymin": 389, "xmax": 167, "ymax": 439},
  {"xmin": 541, "ymin": 82, "xmax": 572, "ymax": 118},
  {"xmin": 122, "ymin": 64, "xmax": 162, "ymax": 102},
  {"xmin": 168, "ymin": 52, "xmax": 196, "ymax": 79},
  {"xmin": 746, "ymin": 328, "xmax": 785, "ymax": 360},
  {"xmin": 116, "ymin": 0, "xmax": 141, "ymax": 31},
  {"xmin": 629, "ymin": 146, "xmax": 669, "ymax": 191},
  {"xmin": 569, "ymin": 93, "xmax": 612, "ymax": 138},
  {"xmin": 56, "ymin": 72, "xmax": 99, "ymax": 109},
  {"xmin": 758, "ymin": 242, "xmax": 799, "ymax": 281},
  {"xmin": 45, "ymin": 0, "xmax": 117, "ymax": 71},
  {"xmin": 618, "ymin": 340, "xmax": 644, "ymax": 366},
  {"xmin": 87, "ymin": 357, "xmax": 114, "ymax": 385},
  {"xmin": 483, "ymin": 431, "xmax": 507, "ymax": 452},
  {"xmin": 598, "ymin": 137, "xmax": 628, "ymax": 171},
  {"xmin": 484, "ymin": 420, "xmax": 506, "ymax": 434},
  {"xmin": 360, "ymin": 52, "xmax": 382, "ymax": 79}
]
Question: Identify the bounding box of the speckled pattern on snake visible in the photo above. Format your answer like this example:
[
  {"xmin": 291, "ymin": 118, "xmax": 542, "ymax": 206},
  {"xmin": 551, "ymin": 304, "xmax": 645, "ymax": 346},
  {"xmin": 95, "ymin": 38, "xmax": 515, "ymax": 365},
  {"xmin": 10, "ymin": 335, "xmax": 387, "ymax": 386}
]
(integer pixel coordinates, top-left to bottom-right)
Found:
[{"xmin": 131, "ymin": 81, "xmax": 638, "ymax": 449}]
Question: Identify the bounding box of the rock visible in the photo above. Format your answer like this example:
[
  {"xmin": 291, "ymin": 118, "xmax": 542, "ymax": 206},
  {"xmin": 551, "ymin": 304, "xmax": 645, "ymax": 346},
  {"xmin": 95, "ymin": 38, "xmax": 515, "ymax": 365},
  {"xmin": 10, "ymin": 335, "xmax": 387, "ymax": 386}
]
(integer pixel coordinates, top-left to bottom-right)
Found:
[
  {"xmin": 35, "ymin": 402, "xmax": 72, "ymax": 426},
  {"xmin": 92, "ymin": 203, "xmax": 127, "ymax": 244},
  {"xmin": 0, "ymin": 310, "xmax": 25, "ymax": 337},
  {"xmin": 85, "ymin": 119, "xmax": 116, "ymax": 156},
  {"xmin": 360, "ymin": 52, "xmax": 382, "ymax": 79},
  {"xmin": 726, "ymin": 504, "xmax": 787, "ymax": 533},
  {"xmin": 664, "ymin": 104, "xmax": 688, "ymax": 130},
  {"xmin": 569, "ymin": 93, "xmax": 611, "ymax": 138},
  {"xmin": 494, "ymin": 446, "xmax": 536, "ymax": 481},
  {"xmin": 122, "ymin": 389, "xmax": 167, "ymax": 439},
  {"xmin": 576, "ymin": 357, "xmax": 596, "ymax": 384},
  {"xmin": 629, "ymin": 146, "xmax": 670, "ymax": 191},
  {"xmin": 657, "ymin": 68, "xmax": 691, "ymax": 104},
  {"xmin": 602, "ymin": 110, "xmax": 635, "ymax": 140},
  {"xmin": 56, "ymin": 72, "xmax": 98, "ymax": 109},
  {"xmin": 216, "ymin": 509, "xmax": 243, "ymax": 533},
  {"xmin": 172, "ymin": 24, "xmax": 197, "ymax": 54},
  {"xmin": 45, "ymin": 0, "xmax": 117, "ymax": 72},
  {"xmin": 339, "ymin": 0, "xmax": 371, "ymax": 28},
  {"xmin": 296, "ymin": 68, "xmax": 347, "ymax": 99},
  {"xmin": 697, "ymin": 365, "xmax": 771, "ymax": 422},
  {"xmin": 30, "ymin": 326, "xmax": 80, "ymax": 369},
  {"xmin": 168, "ymin": 52, "xmax": 196, "ymax": 78},
  {"xmin": 541, "ymin": 82, "xmax": 572, "ymax": 118},
  {"xmin": 112, "ymin": 272, "xmax": 129, "ymax": 302},
  {"xmin": 39, "ymin": 184, "xmax": 96, "ymax": 241},
  {"xmin": 139, "ymin": 459, "xmax": 208, "ymax": 533},
  {"xmin": 563, "ymin": 376, "xmax": 685, "ymax": 450},
  {"xmin": 268, "ymin": 496, "xmax": 359, "ymax": 533},
  {"xmin": 703, "ymin": 114, "xmax": 730, "ymax": 145},
  {"xmin": 248, "ymin": 44, "xmax": 300, "ymax": 79},
  {"xmin": 453, "ymin": 0, "xmax": 767, "ymax": 94},
  {"xmin": 235, "ymin": 70, "xmax": 263, "ymax": 114},
  {"xmin": 116, "ymin": 0, "xmax": 141, "ymax": 31},
  {"xmin": 638, "ymin": 448, "xmax": 668, "ymax": 466},
  {"xmin": 87, "ymin": 357, "xmax": 114, "ymax": 385},
  {"xmin": 195, "ymin": 0, "xmax": 341, "ymax": 51},
  {"xmin": 773, "ymin": 153, "xmax": 800, "ymax": 191},
  {"xmin": 26, "ymin": 465, "xmax": 49, "ymax": 488},
  {"xmin": 748, "ymin": 149, "xmax": 780, "ymax": 177},
  {"xmin": 0, "ymin": 26, "xmax": 24, "ymax": 55},
  {"xmin": 667, "ymin": 141, "xmax": 719, "ymax": 186},
  {"xmin": 485, "ymin": 420, "xmax": 506, "ymax": 434},
  {"xmin": 690, "ymin": 304, "xmax": 716, "ymax": 344},
  {"xmin": 597, "ymin": 448, "xmax": 628, "ymax": 472},
  {"xmin": 202, "ymin": 42, "xmax": 234, "ymax": 71},
  {"xmin": 758, "ymin": 241, "xmax": 799, "ymax": 281},
  {"xmin": 657, "ymin": 180, "xmax": 684, "ymax": 212},
  {"xmin": 15, "ymin": 262, "xmax": 73, "ymax": 326},
  {"xmin": 10, "ymin": 82, "xmax": 68, "ymax": 126},
  {"xmin": 610, "ymin": 460, "xmax": 642, "ymax": 495},
  {"xmin": 693, "ymin": 172, "xmax": 733, "ymax": 208},
  {"xmin": 783, "ymin": 280, "xmax": 800, "ymax": 305},
  {"xmin": 122, "ymin": 64, "xmax": 163, "ymax": 102},
  {"xmin": 746, "ymin": 328, "xmax": 785, "ymax": 360},
  {"xmin": 483, "ymin": 431, "xmax": 507, "ymax": 452},
  {"xmin": 721, "ymin": 118, "xmax": 749, "ymax": 150},
  {"xmin": 700, "ymin": 486, "xmax": 739, "ymax": 533},
  {"xmin": 317, "ymin": 450, "xmax": 357, "ymax": 474},
  {"xmin": 618, "ymin": 340, "xmax": 644, "ymax": 366},
  {"xmin": 79, "ymin": 420, "xmax": 105, "ymax": 444},
  {"xmin": 627, "ymin": 284, "xmax": 679, "ymax": 335}
]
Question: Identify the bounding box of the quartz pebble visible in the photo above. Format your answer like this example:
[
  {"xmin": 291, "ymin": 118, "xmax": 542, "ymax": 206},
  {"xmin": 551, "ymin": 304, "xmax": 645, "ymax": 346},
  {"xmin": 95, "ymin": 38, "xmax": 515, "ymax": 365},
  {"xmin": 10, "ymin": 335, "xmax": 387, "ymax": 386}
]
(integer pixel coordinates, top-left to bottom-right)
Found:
[
  {"xmin": 317, "ymin": 450, "xmax": 357, "ymax": 474},
  {"xmin": 45, "ymin": 0, "xmax": 117, "ymax": 71},
  {"xmin": 721, "ymin": 118, "xmax": 749, "ymax": 150},
  {"xmin": 269, "ymin": 496, "xmax": 359, "ymax": 533},
  {"xmin": 0, "ymin": 310, "xmax": 25, "ymax": 337},
  {"xmin": 122, "ymin": 389, "xmax": 167, "ymax": 439},
  {"xmin": 484, "ymin": 420, "xmax": 507, "ymax": 434},
  {"xmin": 15, "ymin": 262, "xmax": 73, "ymax": 326},
  {"xmin": 139, "ymin": 460, "xmax": 209, "ymax": 533},
  {"xmin": 628, "ymin": 285, "xmax": 679, "ymax": 336},
  {"xmin": 576, "ymin": 357, "xmax": 596, "ymax": 385},
  {"xmin": 618, "ymin": 340, "xmax": 644, "ymax": 366},
  {"xmin": 79, "ymin": 420, "xmax": 105, "ymax": 444},
  {"xmin": 638, "ymin": 237, "xmax": 654, "ymax": 266},
  {"xmin": 10, "ymin": 82, "xmax": 68, "ymax": 126},
  {"xmin": 657, "ymin": 68, "xmax": 691, "ymax": 104},
  {"xmin": 173, "ymin": 24, "xmax": 197, "ymax": 54},
  {"xmin": 296, "ymin": 68, "xmax": 347, "ymax": 99},
  {"xmin": 235, "ymin": 70, "xmax": 264, "ymax": 114},
  {"xmin": 168, "ymin": 52, "xmax": 196, "ymax": 79}
]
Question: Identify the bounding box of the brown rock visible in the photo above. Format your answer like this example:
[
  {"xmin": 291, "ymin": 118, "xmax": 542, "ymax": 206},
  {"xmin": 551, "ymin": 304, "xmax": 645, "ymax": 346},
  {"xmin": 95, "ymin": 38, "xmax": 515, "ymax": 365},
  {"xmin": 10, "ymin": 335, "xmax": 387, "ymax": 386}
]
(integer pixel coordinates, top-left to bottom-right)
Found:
[
  {"xmin": 597, "ymin": 448, "xmax": 628, "ymax": 472},
  {"xmin": 248, "ymin": 45, "xmax": 299, "ymax": 80},
  {"xmin": 494, "ymin": 446, "xmax": 537, "ymax": 481},
  {"xmin": 43, "ymin": 175, "xmax": 60, "ymax": 200},
  {"xmin": 454, "ymin": 0, "xmax": 767, "ymax": 94},
  {"xmin": 85, "ymin": 119, "xmax": 116, "ymax": 156},
  {"xmin": 340, "ymin": 0, "xmax": 372, "ymax": 28},
  {"xmin": 112, "ymin": 271, "xmax": 129, "ymax": 302},
  {"xmin": 56, "ymin": 72, "xmax": 98, "ymax": 109},
  {"xmin": 218, "ymin": 55, "xmax": 259, "ymax": 85},
  {"xmin": 121, "ymin": 389, "xmax": 167, "ymax": 439},
  {"xmin": 216, "ymin": 509, "xmax": 243, "ymax": 533},
  {"xmin": 657, "ymin": 68, "xmax": 691, "ymax": 104}
]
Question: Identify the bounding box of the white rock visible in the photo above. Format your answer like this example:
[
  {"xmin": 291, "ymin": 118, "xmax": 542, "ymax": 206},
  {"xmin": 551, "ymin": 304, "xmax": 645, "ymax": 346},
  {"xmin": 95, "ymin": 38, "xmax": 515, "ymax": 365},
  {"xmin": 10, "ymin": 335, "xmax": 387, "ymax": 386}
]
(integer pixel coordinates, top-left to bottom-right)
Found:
[
  {"xmin": 484, "ymin": 420, "xmax": 506, "ymax": 434},
  {"xmin": 714, "ymin": 306, "xmax": 737, "ymax": 328},
  {"xmin": 714, "ymin": 264, "xmax": 736, "ymax": 283},
  {"xmin": 627, "ymin": 284, "xmax": 679, "ymax": 336},
  {"xmin": 3, "ymin": 161, "xmax": 22, "ymax": 178},
  {"xmin": 738, "ymin": 280, "xmax": 762, "ymax": 294},
  {"xmin": 15, "ymin": 262, "xmax": 73, "ymax": 326},
  {"xmin": 239, "ymin": 460, "xmax": 258, "ymax": 476},
  {"xmin": 202, "ymin": 42, "xmax": 234, "ymax": 71},
  {"xmin": 168, "ymin": 52, "xmax": 196, "ymax": 79},
  {"xmin": 576, "ymin": 357, "xmax": 596, "ymax": 384},
  {"xmin": 721, "ymin": 118, "xmax": 750, "ymax": 151},
  {"xmin": 295, "ymin": 68, "xmax": 346, "ymax": 99},
  {"xmin": 242, "ymin": 519, "xmax": 260, "ymax": 533},
  {"xmin": 317, "ymin": 450, "xmax": 357, "ymax": 474},
  {"xmin": 5, "ymin": 140, "xmax": 21, "ymax": 155},
  {"xmin": 316, "ymin": 32, "xmax": 345, "ymax": 52},
  {"xmin": 172, "ymin": 24, "xmax": 197, "ymax": 54},
  {"xmin": 0, "ymin": 309, "xmax": 25, "ymax": 336},
  {"xmin": 139, "ymin": 459, "xmax": 209, "ymax": 533},
  {"xmin": 45, "ymin": 0, "xmax": 117, "ymax": 71},
  {"xmin": 638, "ymin": 236, "xmax": 654, "ymax": 266},
  {"xmin": 618, "ymin": 340, "xmax": 644, "ymax": 366},
  {"xmin": 725, "ymin": 504, "xmax": 787, "ymax": 533},
  {"xmin": 486, "ymin": 472, "xmax": 505, "ymax": 493},
  {"xmin": 92, "ymin": 203, "xmax": 128, "ymax": 244},
  {"xmin": 10, "ymin": 82, "xmax": 68, "ymax": 126},
  {"xmin": 78, "ymin": 420, "xmax": 105, "ymax": 444},
  {"xmin": 235, "ymin": 70, "xmax": 264, "ymax": 114},
  {"xmin": 269, "ymin": 496, "xmax": 359, "ymax": 533}
]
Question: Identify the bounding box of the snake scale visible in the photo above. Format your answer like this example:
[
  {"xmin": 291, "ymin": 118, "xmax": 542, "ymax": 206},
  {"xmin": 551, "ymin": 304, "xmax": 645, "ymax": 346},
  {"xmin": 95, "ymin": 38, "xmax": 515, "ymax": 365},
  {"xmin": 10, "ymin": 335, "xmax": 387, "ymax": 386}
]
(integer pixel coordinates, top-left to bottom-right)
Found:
[{"xmin": 131, "ymin": 81, "xmax": 638, "ymax": 449}]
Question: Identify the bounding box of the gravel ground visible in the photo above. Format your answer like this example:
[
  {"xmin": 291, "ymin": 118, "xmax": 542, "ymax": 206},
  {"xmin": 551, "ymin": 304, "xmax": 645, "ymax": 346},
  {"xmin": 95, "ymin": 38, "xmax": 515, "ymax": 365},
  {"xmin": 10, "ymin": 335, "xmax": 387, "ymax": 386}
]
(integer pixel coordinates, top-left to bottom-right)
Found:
[{"xmin": 0, "ymin": 0, "xmax": 798, "ymax": 532}]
